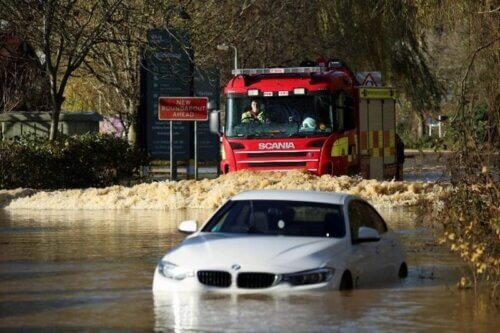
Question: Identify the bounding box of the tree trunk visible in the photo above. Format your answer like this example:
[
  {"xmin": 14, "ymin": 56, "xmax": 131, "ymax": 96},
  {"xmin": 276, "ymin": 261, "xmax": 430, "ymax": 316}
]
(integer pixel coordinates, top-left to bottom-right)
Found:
[
  {"xmin": 416, "ymin": 112, "xmax": 425, "ymax": 139},
  {"xmin": 126, "ymin": 101, "xmax": 137, "ymax": 146},
  {"xmin": 49, "ymin": 97, "xmax": 63, "ymax": 141},
  {"xmin": 128, "ymin": 123, "xmax": 137, "ymax": 145}
]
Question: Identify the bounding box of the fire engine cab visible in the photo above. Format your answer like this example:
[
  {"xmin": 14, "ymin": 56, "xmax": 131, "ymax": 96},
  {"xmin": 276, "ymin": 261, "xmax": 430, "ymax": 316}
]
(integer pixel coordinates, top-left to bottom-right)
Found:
[{"xmin": 209, "ymin": 59, "xmax": 403, "ymax": 180}]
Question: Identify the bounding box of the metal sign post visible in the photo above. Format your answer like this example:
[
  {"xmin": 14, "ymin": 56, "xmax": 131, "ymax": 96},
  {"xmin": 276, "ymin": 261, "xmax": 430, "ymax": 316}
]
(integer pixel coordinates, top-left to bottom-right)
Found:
[
  {"xmin": 169, "ymin": 120, "xmax": 174, "ymax": 180},
  {"xmin": 194, "ymin": 121, "xmax": 198, "ymax": 180},
  {"xmin": 158, "ymin": 97, "xmax": 208, "ymax": 180}
]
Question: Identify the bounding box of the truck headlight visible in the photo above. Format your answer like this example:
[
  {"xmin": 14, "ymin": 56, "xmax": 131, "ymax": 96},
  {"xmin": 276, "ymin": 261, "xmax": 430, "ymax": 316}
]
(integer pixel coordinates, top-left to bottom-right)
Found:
[
  {"xmin": 282, "ymin": 268, "xmax": 334, "ymax": 286},
  {"xmin": 157, "ymin": 261, "xmax": 194, "ymax": 280}
]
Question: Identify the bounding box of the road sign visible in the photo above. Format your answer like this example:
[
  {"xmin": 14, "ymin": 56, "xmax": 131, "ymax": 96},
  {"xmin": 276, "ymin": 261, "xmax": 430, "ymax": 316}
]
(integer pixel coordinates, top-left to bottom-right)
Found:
[
  {"xmin": 159, "ymin": 97, "xmax": 208, "ymax": 121},
  {"xmin": 359, "ymin": 87, "xmax": 396, "ymax": 99},
  {"xmin": 144, "ymin": 29, "xmax": 191, "ymax": 161},
  {"xmin": 356, "ymin": 71, "xmax": 382, "ymax": 86}
]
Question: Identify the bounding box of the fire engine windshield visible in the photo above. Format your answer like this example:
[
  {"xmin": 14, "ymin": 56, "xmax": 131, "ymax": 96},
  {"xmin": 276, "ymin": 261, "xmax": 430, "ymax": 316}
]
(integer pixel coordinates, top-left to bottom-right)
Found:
[{"xmin": 225, "ymin": 95, "xmax": 333, "ymax": 138}]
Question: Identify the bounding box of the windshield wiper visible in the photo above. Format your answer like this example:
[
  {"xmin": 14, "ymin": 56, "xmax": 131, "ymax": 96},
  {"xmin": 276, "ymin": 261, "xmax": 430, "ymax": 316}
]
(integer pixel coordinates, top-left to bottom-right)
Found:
[
  {"xmin": 234, "ymin": 134, "xmax": 261, "ymax": 139},
  {"xmin": 290, "ymin": 132, "xmax": 327, "ymax": 138}
]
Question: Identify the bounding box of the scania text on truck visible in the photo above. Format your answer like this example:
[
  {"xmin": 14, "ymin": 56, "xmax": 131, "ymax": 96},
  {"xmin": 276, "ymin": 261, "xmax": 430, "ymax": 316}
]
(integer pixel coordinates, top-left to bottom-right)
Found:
[{"xmin": 209, "ymin": 59, "xmax": 404, "ymax": 180}]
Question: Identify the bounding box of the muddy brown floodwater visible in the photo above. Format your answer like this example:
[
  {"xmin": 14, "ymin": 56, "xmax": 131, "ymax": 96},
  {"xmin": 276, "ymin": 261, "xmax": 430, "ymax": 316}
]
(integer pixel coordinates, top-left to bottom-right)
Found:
[{"xmin": 0, "ymin": 207, "xmax": 498, "ymax": 332}]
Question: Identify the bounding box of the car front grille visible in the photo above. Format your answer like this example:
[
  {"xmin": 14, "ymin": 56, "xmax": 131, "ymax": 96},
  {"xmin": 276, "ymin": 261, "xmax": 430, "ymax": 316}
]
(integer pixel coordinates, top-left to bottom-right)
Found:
[
  {"xmin": 237, "ymin": 272, "xmax": 278, "ymax": 289},
  {"xmin": 197, "ymin": 270, "xmax": 231, "ymax": 288}
]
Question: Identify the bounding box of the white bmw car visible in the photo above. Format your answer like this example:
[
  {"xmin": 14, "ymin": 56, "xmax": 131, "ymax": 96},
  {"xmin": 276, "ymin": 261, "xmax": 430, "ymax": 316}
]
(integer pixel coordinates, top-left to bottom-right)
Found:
[{"xmin": 153, "ymin": 190, "xmax": 407, "ymax": 292}]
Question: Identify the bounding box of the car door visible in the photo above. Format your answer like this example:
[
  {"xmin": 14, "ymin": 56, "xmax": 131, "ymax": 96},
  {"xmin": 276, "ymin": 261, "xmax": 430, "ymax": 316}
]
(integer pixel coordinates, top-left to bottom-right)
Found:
[
  {"xmin": 347, "ymin": 201, "xmax": 382, "ymax": 287},
  {"xmin": 359, "ymin": 202, "xmax": 395, "ymax": 280}
]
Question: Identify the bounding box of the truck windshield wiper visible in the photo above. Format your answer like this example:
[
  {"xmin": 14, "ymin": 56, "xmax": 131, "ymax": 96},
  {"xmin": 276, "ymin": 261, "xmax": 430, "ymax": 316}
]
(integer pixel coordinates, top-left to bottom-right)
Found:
[
  {"xmin": 289, "ymin": 132, "xmax": 325, "ymax": 138},
  {"xmin": 235, "ymin": 133, "xmax": 261, "ymax": 138}
]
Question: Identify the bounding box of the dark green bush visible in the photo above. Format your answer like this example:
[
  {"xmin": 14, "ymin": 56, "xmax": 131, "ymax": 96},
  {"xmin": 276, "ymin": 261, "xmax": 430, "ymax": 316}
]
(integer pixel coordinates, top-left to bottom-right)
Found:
[{"xmin": 0, "ymin": 133, "xmax": 148, "ymax": 189}]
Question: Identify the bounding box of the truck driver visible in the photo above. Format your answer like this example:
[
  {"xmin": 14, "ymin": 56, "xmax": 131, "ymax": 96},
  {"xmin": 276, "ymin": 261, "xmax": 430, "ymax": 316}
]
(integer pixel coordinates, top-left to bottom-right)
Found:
[{"xmin": 241, "ymin": 100, "xmax": 266, "ymax": 123}]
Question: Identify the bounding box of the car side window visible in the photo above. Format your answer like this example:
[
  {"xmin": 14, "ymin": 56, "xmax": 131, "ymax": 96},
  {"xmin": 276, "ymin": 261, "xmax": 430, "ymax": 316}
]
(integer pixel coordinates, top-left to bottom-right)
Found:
[
  {"xmin": 361, "ymin": 202, "xmax": 387, "ymax": 234},
  {"xmin": 348, "ymin": 201, "xmax": 363, "ymax": 240},
  {"xmin": 348, "ymin": 201, "xmax": 387, "ymax": 241}
]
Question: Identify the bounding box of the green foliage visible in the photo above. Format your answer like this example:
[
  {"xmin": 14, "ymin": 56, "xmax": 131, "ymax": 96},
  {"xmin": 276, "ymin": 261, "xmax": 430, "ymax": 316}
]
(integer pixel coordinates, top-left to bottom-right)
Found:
[
  {"xmin": 398, "ymin": 132, "xmax": 447, "ymax": 150},
  {"xmin": 467, "ymin": 102, "xmax": 496, "ymax": 147},
  {"xmin": 0, "ymin": 133, "xmax": 147, "ymax": 189}
]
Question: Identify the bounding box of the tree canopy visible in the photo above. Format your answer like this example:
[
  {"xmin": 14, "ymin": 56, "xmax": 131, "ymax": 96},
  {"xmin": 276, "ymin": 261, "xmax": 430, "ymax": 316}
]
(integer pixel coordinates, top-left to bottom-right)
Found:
[{"xmin": 0, "ymin": 0, "xmax": 497, "ymax": 146}]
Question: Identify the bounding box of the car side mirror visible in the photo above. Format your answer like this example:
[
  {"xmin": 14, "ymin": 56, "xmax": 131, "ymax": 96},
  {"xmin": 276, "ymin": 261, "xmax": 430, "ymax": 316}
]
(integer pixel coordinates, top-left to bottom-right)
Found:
[
  {"xmin": 209, "ymin": 110, "xmax": 221, "ymax": 135},
  {"xmin": 356, "ymin": 226, "xmax": 380, "ymax": 243},
  {"xmin": 178, "ymin": 220, "xmax": 198, "ymax": 234}
]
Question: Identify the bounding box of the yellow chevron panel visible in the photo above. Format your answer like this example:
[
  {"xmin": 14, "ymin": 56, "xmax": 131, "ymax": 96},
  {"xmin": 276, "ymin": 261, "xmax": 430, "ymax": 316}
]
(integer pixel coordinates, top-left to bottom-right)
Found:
[{"xmin": 331, "ymin": 137, "xmax": 349, "ymax": 157}]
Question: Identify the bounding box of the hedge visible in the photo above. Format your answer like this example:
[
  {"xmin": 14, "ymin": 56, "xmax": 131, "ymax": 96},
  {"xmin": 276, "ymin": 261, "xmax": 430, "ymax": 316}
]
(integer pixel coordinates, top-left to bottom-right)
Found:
[{"xmin": 0, "ymin": 133, "xmax": 147, "ymax": 189}]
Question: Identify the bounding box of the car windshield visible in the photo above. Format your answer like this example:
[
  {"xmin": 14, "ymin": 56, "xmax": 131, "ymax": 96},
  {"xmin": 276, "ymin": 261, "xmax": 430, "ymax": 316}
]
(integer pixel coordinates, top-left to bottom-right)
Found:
[
  {"xmin": 225, "ymin": 95, "xmax": 333, "ymax": 138},
  {"xmin": 202, "ymin": 200, "xmax": 345, "ymax": 238}
]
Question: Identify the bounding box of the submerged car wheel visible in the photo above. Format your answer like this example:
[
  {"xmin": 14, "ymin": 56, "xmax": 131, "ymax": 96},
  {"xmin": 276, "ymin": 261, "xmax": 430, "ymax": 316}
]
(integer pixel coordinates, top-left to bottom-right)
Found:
[
  {"xmin": 399, "ymin": 262, "xmax": 408, "ymax": 278},
  {"xmin": 339, "ymin": 271, "xmax": 353, "ymax": 291}
]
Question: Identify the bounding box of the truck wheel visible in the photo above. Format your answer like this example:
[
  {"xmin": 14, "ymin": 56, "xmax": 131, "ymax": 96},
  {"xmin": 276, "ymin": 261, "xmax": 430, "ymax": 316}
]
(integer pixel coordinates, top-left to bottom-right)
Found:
[
  {"xmin": 398, "ymin": 263, "xmax": 408, "ymax": 278},
  {"xmin": 339, "ymin": 271, "xmax": 353, "ymax": 291}
]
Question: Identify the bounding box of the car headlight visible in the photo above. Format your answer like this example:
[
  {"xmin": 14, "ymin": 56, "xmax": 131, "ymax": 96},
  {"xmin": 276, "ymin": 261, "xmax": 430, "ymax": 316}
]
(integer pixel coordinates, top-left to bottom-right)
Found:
[
  {"xmin": 281, "ymin": 268, "xmax": 334, "ymax": 286},
  {"xmin": 157, "ymin": 261, "xmax": 194, "ymax": 280}
]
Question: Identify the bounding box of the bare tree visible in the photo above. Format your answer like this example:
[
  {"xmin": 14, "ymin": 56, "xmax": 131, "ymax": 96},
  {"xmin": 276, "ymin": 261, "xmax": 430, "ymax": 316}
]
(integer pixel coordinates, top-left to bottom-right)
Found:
[
  {"xmin": 1, "ymin": 0, "xmax": 447, "ymax": 144},
  {"xmin": 0, "ymin": 27, "xmax": 49, "ymax": 112},
  {"xmin": 0, "ymin": 0, "xmax": 124, "ymax": 141},
  {"xmin": 1, "ymin": 63, "xmax": 39, "ymax": 112},
  {"xmin": 83, "ymin": 0, "xmax": 198, "ymax": 145},
  {"xmin": 83, "ymin": 1, "xmax": 153, "ymax": 144}
]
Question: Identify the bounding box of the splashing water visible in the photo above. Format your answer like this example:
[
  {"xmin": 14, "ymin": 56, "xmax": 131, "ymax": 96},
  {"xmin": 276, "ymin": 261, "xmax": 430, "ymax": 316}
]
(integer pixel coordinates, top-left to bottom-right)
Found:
[{"xmin": 0, "ymin": 170, "xmax": 447, "ymax": 210}]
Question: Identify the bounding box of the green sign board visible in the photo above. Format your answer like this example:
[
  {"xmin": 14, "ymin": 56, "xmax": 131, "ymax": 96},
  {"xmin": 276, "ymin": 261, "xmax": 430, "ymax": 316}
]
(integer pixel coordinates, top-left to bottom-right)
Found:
[
  {"xmin": 140, "ymin": 29, "xmax": 220, "ymax": 162},
  {"xmin": 145, "ymin": 29, "xmax": 192, "ymax": 160}
]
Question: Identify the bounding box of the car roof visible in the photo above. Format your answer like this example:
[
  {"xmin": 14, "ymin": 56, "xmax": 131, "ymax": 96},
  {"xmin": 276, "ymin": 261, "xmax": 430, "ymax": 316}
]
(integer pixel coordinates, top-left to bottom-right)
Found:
[{"xmin": 231, "ymin": 190, "xmax": 354, "ymax": 205}]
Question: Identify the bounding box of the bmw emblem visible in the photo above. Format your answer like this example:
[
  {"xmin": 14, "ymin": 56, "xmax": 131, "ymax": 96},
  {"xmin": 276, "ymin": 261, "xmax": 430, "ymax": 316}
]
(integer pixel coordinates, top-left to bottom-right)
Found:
[{"xmin": 231, "ymin": 264, "xmax": 241, "ymax": 271}]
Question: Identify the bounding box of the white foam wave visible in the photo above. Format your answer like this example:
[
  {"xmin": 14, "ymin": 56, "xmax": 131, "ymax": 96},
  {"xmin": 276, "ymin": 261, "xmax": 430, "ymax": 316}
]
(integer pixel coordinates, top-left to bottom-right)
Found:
[{"xmin": 1, "ymin": 170, "xmax": 447, "ymax": 210}]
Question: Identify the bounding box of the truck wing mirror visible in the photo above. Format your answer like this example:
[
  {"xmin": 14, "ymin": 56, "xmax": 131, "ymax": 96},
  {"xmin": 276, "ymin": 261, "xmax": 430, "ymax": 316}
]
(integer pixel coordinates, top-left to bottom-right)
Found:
[
  {"xmin": 207, "ymin": 101, "xmax": 216, "ymax": 111},
  {"xmin": 209, "ymin": 110, "xmax": 221, "ymax": 135}
]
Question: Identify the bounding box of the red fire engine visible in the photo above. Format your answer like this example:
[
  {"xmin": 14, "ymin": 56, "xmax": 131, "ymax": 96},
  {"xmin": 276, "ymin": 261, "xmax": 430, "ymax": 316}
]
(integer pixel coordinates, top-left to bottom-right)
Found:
[{"xmin": 209, "ymin": 59, "xmax": 403, "ymax": 180}]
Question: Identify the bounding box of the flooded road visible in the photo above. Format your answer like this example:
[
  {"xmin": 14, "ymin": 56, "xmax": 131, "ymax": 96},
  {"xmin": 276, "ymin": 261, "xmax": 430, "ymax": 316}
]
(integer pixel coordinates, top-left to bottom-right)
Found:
[{"xmin": 0, "ymin": 208, "xmax": 497, "ymax": 332}]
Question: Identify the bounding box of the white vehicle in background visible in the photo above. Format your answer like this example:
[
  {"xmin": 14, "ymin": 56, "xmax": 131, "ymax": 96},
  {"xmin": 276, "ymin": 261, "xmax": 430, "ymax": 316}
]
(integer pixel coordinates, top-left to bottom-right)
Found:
[{"xmin": 153, "ymin": 190, "xmax": 407, "ymax": 292}]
